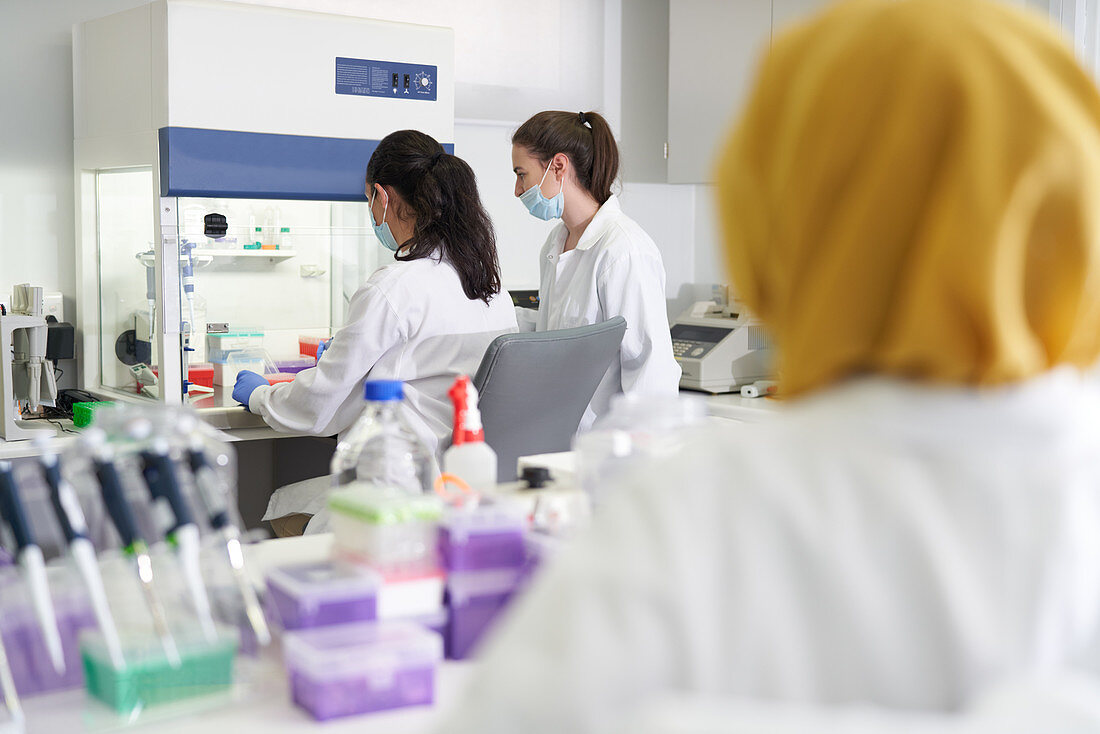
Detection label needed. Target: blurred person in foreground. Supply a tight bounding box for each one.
[437,0,1100,731]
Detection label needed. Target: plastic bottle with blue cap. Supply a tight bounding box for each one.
[329,380,435,493]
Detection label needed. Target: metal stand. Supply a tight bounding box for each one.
[0,314,53,441]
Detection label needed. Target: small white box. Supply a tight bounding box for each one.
[213,357,265,386]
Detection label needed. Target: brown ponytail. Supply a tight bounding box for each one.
[512,110,619,204]
[367,130,502,304]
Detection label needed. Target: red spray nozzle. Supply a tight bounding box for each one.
[448,375,484,446]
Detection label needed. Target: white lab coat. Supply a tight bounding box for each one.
[250,256,517,449]
[520,195,681,430]
[439,369,1100,733]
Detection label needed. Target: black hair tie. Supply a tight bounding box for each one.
[430,151,446,168]
[578,111,589,126]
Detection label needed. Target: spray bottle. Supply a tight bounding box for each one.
[442,376,497,495]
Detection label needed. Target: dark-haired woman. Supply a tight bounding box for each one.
[512,110,680,430]
[234,130,516,528]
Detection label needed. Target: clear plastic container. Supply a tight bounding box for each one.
[330,380,435,493]
[574,393,707,506]
[282,620,442,721]
[438,501,527,572]
[444,567,525,660]
[206,330,264,362]
[214,348,276,387]
[265,561,381,631]
[329,484,443,575]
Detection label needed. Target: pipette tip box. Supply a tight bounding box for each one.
[0,589,95,696]
[445,567,525,660]
[438,503,527,572]
[282,620,442,721]
[329,488,443,575]
[274,358,316,374]
[80,632,237,714]
[72,401,115,428]
[266,561,381,631]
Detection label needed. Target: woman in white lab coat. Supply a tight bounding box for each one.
[233,130,517,532]
[511,111,681,430]
[438,1,1100,731]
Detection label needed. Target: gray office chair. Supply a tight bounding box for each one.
[473,316,627,482]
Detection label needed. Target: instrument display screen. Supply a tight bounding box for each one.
[670,323,732,344]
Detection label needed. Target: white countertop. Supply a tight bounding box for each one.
[699,392,782,422]
[21,656,470,734]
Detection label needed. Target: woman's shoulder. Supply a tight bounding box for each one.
[593,200,661,260]
[365,256,449,289]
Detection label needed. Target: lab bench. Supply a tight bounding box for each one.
[0,406,332,532]
[17,535,472,734]
[697,392,781,422]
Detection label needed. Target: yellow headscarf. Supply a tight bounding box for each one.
[717,0,1100,397]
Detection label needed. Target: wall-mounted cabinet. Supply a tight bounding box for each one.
[621,0,830,185]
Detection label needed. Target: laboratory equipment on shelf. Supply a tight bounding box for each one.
[74,0,455,418]
[0,461,66,676]
[0,285,58,440]
[672,299,773,394]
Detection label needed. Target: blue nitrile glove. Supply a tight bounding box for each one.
[232,370,268,411]
[316,338,333,360]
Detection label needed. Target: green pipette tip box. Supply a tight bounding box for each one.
[72,401,114,428]
[81,633,238,714]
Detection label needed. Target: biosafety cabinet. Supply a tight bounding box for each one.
[73,0,454,425]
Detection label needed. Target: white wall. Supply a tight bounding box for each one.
[0,0,152,317]
[0,0,730,347]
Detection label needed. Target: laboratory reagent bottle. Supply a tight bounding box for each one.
[330,380,435,494]
[442,375,497,494]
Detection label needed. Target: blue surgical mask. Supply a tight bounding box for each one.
[370,190,401,252]
[519,161,564,221]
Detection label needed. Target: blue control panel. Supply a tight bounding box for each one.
[335,57,437,101]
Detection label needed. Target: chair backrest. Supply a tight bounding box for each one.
[473,316,627,481]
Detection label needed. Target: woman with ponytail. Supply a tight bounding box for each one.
[234,130,517,532]
[511,110,680,430]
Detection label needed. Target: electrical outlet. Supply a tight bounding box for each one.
[44,292,63,322]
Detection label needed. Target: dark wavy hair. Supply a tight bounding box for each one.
[366,130,502,304]
[512,110,619,204]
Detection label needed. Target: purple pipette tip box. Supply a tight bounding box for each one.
[438,504,526,572]
[0,595,95,698]
[266,561,380,631]
[283,621,442,721]
[274,358,316,375]
[444,567,524,660]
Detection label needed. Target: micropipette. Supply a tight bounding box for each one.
[38,449,125,670]
[186,437,270,646]
[0,461,66,676]
[180,240,197,398]
[139,440,217,642]
[0,632,22,729]
[91,444,180,667]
